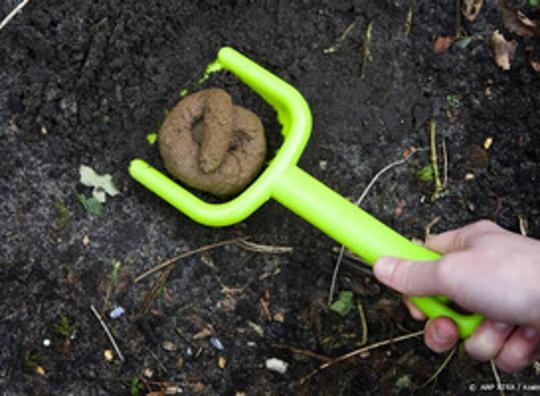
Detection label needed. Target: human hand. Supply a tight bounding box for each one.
[373,220,540,372]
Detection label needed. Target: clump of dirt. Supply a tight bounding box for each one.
[159,88,267,196]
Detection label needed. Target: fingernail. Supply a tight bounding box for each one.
[493,321,512,332]
[523,327,539,340]
[433,322,452,343]
[374,258,397,281]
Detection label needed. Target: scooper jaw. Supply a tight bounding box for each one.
[129,46,312,227]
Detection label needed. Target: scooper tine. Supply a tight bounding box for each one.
[129,159,268,226]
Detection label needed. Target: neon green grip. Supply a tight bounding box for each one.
[271,166,483,338]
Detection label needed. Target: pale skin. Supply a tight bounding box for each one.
[374,220,540,373]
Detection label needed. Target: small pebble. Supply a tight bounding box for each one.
[464,172,475,181]
[210,336,224,351]
[176,356,184,369]
[483,137,493,150]
[265,358,288,374]
[273,312,285,323]
[319,160,328,170]
[42,339,51,347]
[166,386,183,395]
[144,368,154,378]
[109,306,125,320]
[35,366,45,376]
[104,349,114,362]
[162,341,177,352]
[218,356,227,369]
[186,346,193,357]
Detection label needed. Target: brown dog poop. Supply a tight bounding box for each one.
[158,88,267,196]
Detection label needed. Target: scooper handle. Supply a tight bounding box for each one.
[271,165,483,338]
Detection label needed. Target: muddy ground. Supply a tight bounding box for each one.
[1,0,540,395]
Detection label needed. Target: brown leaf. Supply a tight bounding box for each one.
[529,59,540,72]
[491,30,517,70]
[500,0,540,37]
[433,36,454,54]
[462,0,484,22]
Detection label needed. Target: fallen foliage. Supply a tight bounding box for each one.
[491,30,518,70]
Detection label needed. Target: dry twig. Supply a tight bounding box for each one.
[274,344,331,363]
[135,236,248,282]
[357,302,368,346]
[490,359,505,396]
[299,330,424,384]
[419,346,456,388]
[429,120,445,200]
[324,17,361,54]
[0,0,30,31]
[237,240,293,254]
[90,304,125,363]
[141,264,174,313]
[424,216,441,239]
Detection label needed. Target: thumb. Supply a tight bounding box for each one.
[374,256,443,296]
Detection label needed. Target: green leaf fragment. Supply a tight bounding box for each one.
[179,88,189,97]
[79,165,119,203]
[146,132,157,145]
[330,291,354,317]
[417,164,434,182]
[78,194,103,216]
[529,0,539,7]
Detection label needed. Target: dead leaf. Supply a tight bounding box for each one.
[529,59,540,72]
[517,10,538,28]
[433,36,454,54]
[500,0,540,38]
[462,0,483,22]
[491,30,517,70]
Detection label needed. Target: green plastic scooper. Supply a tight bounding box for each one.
[130,47,483,338]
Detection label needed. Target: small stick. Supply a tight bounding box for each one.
[419,346,456,388]
[405,0,414,35]
[135,236,248,282]
[0,0,30,31]
[517,214,528,237]
[424,216,441,239]
[237,240,293,254]
[274,344,331,363]
[360,21,374,79]
[490,360,505,396]
[442,138,448,189]
[328,148,422,305]
[357,302,368,346]
[324,17,361,54]
[299,330,423,384]
[429,120,444,200]
[90,304,125,363]
[455,0,462,38]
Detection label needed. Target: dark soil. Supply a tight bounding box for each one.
[1,1,539,395]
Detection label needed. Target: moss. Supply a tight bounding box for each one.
[53,315,77,338]
[53,199,71,230]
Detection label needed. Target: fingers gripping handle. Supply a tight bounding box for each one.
[271,165,483,338]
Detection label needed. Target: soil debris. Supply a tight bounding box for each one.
[462,0,484,22]
[491,30,518,70]
[500,0,540,37]
[159,88,267,196]
[433,36,455,54]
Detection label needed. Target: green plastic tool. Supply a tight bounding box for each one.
[130,47,483,338]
